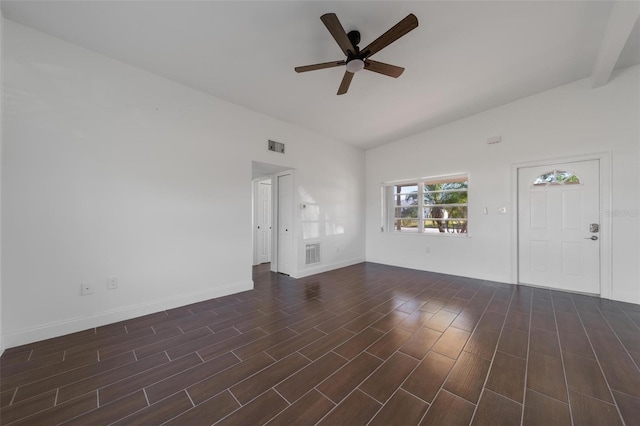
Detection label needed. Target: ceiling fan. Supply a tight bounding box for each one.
[295,13,419,95]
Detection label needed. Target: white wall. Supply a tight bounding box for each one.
[1,20,365,348]
[367,65,640,304]
[0,10,4,356]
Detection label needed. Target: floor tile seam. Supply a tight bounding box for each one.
[1,388,19,407]
[370,344,439,409]
[330,349,350,362]
[418,388,477,426]
[136,330,219,359]
[265,329,329,360]
[362,320,419,361]
[361,387,403,425]
[0,356,97,389]
[141,351,249,405]
[566,387,621,407]
[416,286,507,424]
[217,383,291,424]
[165,328,251,361]
[542,300,574,413]
[12,390,98,426]
[10,350,142,403]
[609,387,640,404]
[223,353,311,406]
[313,386,381,426]
[271,387,293,406]
[397,380,433,407]
[69,330,174,358]
[469,287,518,425]
[312,348,389,407]
[192,389,242,426]
[621,310,640,331]
[94,353,207,405]
[142,388,151,406]
[519,290,533,426]
[592,310,640,373]
[53,352,173,406]
[21,336,114,361]
[481,386,525,407]
[295,350,315,363]
[0,390,59,425]
[570,297,632,403]
[525,388,572,407]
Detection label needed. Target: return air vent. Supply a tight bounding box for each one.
[268,140,285,154]
[305,243,321,265]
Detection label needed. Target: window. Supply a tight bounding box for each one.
[382,174,468,234]
[533,169,580,186]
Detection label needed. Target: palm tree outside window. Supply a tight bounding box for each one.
[383,174,468,234]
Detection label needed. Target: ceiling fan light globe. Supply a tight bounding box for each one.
[346,59,365,73]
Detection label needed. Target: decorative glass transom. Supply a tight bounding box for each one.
[533,170,581,186]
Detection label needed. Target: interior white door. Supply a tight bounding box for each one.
[518,160,600,294]
[257,180,272,264]
[277,173,293,275]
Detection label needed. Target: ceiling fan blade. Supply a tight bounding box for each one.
[321,13,357,57]
[361,14,418,58]
[295,60,346,73]
[337,71,354,95]
[364,60,405,78]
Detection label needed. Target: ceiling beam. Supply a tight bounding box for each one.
[591,1,640,88]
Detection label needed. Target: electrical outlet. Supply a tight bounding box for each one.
[81,283,94,296]
[108,277,118,289]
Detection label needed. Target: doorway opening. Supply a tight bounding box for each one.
[252,161,295,276]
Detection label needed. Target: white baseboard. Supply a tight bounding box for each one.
[611,289,640,305]
[365,257,511,284]
[294,257,365,279]
[3,280,253,349]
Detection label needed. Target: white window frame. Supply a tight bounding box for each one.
[382,173,469,235]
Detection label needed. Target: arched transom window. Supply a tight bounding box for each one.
[533,169,581,186]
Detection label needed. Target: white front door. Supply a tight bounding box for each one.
[277,173,293,275]
[518,160,600,294]
[257,179,272,264]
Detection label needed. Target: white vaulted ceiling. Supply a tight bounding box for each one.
[2,1,638,149]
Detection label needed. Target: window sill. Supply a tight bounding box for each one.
[384,231,470,238]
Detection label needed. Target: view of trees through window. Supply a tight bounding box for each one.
[533,170,580,186]
[386,175,468,234]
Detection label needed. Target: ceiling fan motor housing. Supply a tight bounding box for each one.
[347,30,361,53]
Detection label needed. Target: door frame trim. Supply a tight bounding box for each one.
[271,169,296,276]
[510,151,612,298]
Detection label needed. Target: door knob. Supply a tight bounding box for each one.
[584,236,598,240]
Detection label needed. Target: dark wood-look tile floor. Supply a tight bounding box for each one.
[1,262,640,425]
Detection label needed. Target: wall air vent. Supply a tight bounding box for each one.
[268,140,285,154]
[305,243,321,265]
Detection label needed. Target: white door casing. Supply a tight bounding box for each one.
[257,180,272,264]
[277,173,293,275]
[518,159,600,294]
